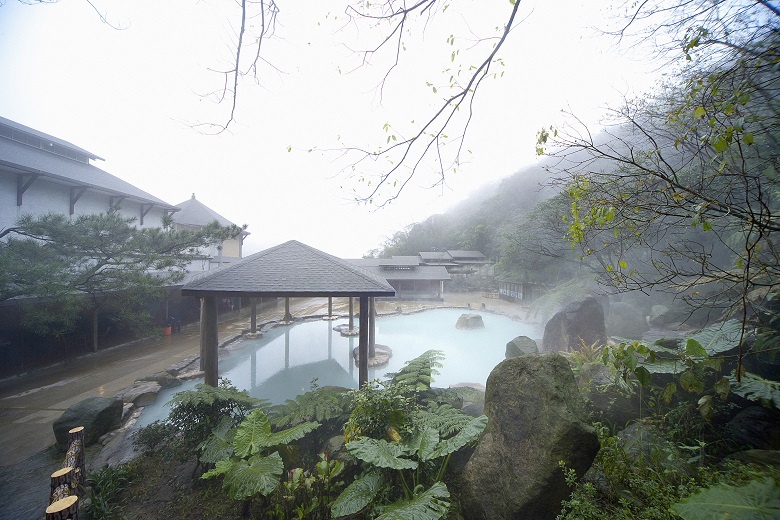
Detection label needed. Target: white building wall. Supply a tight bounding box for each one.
[0,174,18,230]
[1,174,168,230]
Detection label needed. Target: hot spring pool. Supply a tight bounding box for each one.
[136,308,541,426]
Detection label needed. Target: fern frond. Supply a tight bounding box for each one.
[412,404,474,438]
[387,350,445,391]
[268,387,351,428]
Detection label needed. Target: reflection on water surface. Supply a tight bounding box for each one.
[138,308,541,425]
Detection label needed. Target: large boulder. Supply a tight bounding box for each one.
[459,354,599,520]
[726,406,780,450]
[114,381,162,407]
[456,313,485,329]
[543,297,607,352]
[137,371,182,389]
[505,335,539,358]
[53,397,123,451]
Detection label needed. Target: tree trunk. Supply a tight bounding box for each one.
[91,308,98,353]
[45,495,79,519]
[49,467,74,504]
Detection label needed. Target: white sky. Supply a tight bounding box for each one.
[0,0,659,257]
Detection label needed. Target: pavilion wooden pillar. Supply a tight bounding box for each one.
[348,297,354,331]
[283,297,293,322]
[201,296,219,387]
[328,297,333,318]
[368,297,376,357]
[358,296,369,387]
[250,298,257,333]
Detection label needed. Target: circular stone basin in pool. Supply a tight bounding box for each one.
[136,308,541,427]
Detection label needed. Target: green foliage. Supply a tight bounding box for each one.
[136,379,266,461]
[330,470,383,518]
[269,386,352,429]
[558,424,698,520]
[85,464,136,520]
[684,320,743,356]
[131,420,178,455]
[672,477,780,520]
[601,341,657,393]
[374,481,450,520]
[386,349,444,391]
[201,408,320,501]
[346,437,420,470]
[343,380,420,442]
[730,372,780,409]
[410,403,474,438]
[271,454,345,520]
[202,451,284,500]
[333,351,486,519]
[0,210,245,339]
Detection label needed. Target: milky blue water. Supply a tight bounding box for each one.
[136,308,541,426]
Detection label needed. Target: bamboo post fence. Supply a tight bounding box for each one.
[45,426,85,518]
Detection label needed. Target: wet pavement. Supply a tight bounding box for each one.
[0,293,527,518]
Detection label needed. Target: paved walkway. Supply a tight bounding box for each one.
[0,293,528,518]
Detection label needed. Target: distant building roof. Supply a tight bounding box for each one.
[0,116,177,210]
[174,193,238,228]
[419,251,452,261]
[0,135,177,210]
[181,240,396,298]
[448,250,487,260]
[367,264,451,282]
[378,256,422,267]
[0,115,102,160]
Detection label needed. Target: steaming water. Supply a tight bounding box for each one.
[136,308,541,426]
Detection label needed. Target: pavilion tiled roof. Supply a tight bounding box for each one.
[181,240,396,298]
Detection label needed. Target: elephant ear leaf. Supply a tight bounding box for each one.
[346,437,418,470]
[233,409,272,458]
[403,427,439,462]
[222,452,284,500]
[199,416,236,464]
[671,477,780,520]
[376,481,450,520]
[331,470,384,518]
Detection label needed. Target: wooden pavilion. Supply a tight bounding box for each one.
[180,240,396,387]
